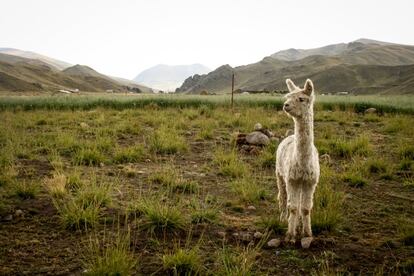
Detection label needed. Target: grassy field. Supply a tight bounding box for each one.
[0,95,413,274]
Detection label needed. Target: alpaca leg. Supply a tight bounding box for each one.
[300,185,316,249]
[277,174,287,221]
[285,184,301,243]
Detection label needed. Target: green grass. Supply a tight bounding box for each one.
[13,180,39,199]
[1,94,413,114]
[113,145,145,164]
[149,127,187,154]
[162,247,202,275]
[312,166,344,234]
[230,177,267,203]
[213,149,250,178]
[328,135,371,158]
[138,198,187,234]
[256,216,286,235]
[218,246,258,276]
[84,230,137,275]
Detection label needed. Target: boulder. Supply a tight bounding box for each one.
[245,131,270,146]
[267,238,281,248]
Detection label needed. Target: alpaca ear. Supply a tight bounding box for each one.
[286,79,297,92]
[303,79,314,96]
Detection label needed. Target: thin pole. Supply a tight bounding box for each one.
[231,73,235,109]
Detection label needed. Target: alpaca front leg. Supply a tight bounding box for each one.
[277,174,287,221]
[285,184,300,244]
[300,184,316,248]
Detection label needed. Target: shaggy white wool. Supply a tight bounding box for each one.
[275,78,320,246]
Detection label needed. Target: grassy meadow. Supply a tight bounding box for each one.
[0,94,413,275]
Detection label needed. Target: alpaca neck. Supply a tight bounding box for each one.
[293,111,314,162]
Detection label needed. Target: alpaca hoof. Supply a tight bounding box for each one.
[284,235,295,245]
[301,237,313,249]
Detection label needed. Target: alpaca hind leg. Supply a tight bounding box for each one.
[285,184,301,244]
[277,174,287,221]
[300,184,316,248]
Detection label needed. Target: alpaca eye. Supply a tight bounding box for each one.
[299,97,305,102]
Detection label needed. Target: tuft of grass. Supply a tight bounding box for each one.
[256,216,286,235]
[149,166,199,194]
[342,173,368,188]
[162,247,202,275]
[312,166,343,234]
[66,171,83,191]
[73,147,105,166]
[113,145,145,164]
[230,177,267,203]
[139,198,187,234]
[213,149,250,178]
[13,180,39,199]
[256,142,277,168]
[149,127,187,155]
[53,198,102,230]
[83,230,137,276]
[399,145,414,161]
[398,159,413,171]
[366,159,388,175]
[190,200,219,224]
[218,245,258,276]
[329,135,371,158]
[398,217,414,246]
[44,173,68,198]
[52,176,113,229]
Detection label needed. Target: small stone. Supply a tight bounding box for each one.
[15,209,23,217]
[145,159,151,163]
[254,231,264,239]
[232,232,240,238]
[364,107,377,114]
[137,170,146,174]
[267,238,281,248]
[217,231,226,238]
[301,237,313,249]
[99,162,104,167]
[254,123,263,131]
[4,214,13,221]
[247,205,256,211]
[240,232,252,242]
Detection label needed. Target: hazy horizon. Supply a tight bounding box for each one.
[2,0,413,79]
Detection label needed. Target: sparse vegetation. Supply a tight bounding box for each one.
[0,100,412,275]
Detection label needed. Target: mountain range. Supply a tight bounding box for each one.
[176,39,414,94]
[0,48,152,93]
[133,64,211,92]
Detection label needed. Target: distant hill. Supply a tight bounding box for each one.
[177,39,414,94]
[134,64,211,92]
[0,48,72,70]
[0,53,152,93]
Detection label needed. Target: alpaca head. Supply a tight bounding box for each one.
[283,79,315,119]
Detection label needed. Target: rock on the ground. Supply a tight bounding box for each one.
[254,231,264,239]
[267,238,281,248]
[15,209,23,217]
[240,232,252,242]
[246,131,270,146]
[247,205,256,211]
[254,123,263,131]
[217,231,226,238]
[365,107,377,114]
[80,122,89,129]
[3,214,13,221]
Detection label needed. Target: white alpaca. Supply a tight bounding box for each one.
[276,78,320,248]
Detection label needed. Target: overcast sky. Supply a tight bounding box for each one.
[1,0,413,79]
